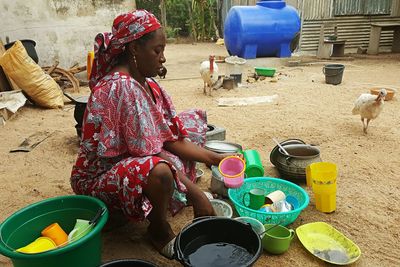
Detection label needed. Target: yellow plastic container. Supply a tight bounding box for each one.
[305,164,312,187]
[87,51,94,80]
[296,222,361,265]
[308,162,337,213]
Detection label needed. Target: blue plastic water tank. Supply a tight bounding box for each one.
[224,0,301,59]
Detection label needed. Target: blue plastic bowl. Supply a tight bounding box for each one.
[228,177,309,226]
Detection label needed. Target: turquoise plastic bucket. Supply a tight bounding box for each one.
[0,195,108,267]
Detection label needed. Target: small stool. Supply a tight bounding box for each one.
[324,40,346,57]
[317,23,346,59]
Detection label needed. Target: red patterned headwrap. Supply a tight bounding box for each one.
[89,9,161,89]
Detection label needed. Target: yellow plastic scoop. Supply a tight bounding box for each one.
[16,237,56,254]
[296,222,361,265]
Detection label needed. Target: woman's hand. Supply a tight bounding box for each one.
[191,190,217,218]
[175,170,216,217]
[164,139,244,169]
[206,152,243,168]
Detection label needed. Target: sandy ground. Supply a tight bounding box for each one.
[0,43,399,267]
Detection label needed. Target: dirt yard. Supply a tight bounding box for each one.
[0,43,399,267]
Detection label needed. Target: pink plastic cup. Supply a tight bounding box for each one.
[218,156,246,188]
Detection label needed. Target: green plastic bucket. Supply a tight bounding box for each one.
[323,64,345,85]
[0,195,108,267]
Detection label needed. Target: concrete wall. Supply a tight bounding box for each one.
[0,0,136,68]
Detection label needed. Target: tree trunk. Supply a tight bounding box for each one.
[160,0,167,28]
[209,1,220,39]
[188,1,198,42]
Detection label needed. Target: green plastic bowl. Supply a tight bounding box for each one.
[228,177,309,226]
[255,67,276,77]
[0,195,108,267]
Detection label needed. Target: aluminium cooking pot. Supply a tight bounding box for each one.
[210,165,229,197]
[270,139,321,183]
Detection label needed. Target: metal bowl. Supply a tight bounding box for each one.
[205,140,242,154]
[210,199,233,218]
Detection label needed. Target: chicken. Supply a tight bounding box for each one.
[352,89,387,134]
[200,55,220,96]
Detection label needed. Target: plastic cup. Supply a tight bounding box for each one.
[310,162,338,213]
[243,150,264,177]
[262,224,295,254]
[41,222,68,246]
[16,237,57,254]
[265,190,286,204]
[286,195,299,210]
[218,156,246,188]
[68,219,93,243]
[243,188,266,210]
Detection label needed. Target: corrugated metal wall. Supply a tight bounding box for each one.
[364,0,392,15]
[302,0,400,19]
[300,0,400,51]
[332,0,391,16]
[334,0,364,16]
[221,0,400,22]
[301,16,400,51]
[302,0,332,19]
[220,0,400,53]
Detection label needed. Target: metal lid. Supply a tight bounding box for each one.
[205,140,242,153]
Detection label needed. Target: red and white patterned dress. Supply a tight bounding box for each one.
[71,72,208,220]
